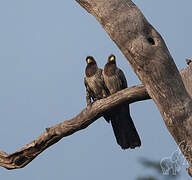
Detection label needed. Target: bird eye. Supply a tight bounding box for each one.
[109,56,115,61]
[87,58,92,63]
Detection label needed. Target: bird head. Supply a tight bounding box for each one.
[107,54,116,64]
[86,56,96,65]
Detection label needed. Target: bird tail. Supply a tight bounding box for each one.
[110,103,141,149]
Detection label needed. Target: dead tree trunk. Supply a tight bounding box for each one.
[76,0,192,176]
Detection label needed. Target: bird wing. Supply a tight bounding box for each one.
[117,68,128,89]
[84,77,90,91]
[84,77,92,105]
[100,69,110,96]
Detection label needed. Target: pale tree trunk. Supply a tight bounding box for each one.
[76,0,192,176]
[0,0,192,177]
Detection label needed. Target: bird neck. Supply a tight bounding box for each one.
[85,63,98,77]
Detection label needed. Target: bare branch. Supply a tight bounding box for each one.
[0,84,149,169]
[1,64,192,170]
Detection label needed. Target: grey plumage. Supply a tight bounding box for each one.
[84,56,109,104]
[84,56,110,121]
[84,55,141,149]
[103,55,141,149]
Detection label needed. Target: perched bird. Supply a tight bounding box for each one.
[84,56,112,123]
[103,54,141,149]
[84,56,109,106]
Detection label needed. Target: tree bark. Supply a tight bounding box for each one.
[0,84,149,170]
[76,0,192,176]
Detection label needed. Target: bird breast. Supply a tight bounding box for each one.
[86,70,105,97]
[104,73,122,94]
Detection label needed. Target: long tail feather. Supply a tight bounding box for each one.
[110,103,141,149]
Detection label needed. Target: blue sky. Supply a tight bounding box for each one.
[0,0,191,179]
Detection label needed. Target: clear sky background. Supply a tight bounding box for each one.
[0,0,191,180]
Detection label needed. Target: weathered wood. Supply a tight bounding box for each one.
[0,66,192,170]
[0,84,149,169]
[76,0,192,176]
